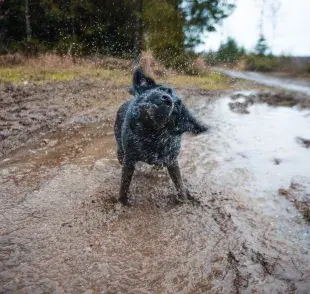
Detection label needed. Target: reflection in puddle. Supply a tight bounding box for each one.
[182,94,310,227]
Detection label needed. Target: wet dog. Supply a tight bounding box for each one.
[114,68,207,205]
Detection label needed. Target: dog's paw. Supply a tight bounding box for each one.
[186,191,201,206]
[170,192,187,205]
[175,190,201,206]
[118,197,132,206]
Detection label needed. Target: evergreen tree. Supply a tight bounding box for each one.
[0,0,236,66]
[217,37,245,63]
[254,34,269,56]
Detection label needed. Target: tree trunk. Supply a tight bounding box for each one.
[134,0,143,61]
[69,0,75,55]
[25,0,31,41]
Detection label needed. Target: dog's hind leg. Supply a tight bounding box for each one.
[117,148,124,165]
[119,162,135,205]
[167,161,187,202]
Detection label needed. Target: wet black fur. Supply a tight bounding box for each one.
[114,67,207,205]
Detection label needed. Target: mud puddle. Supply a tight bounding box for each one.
[1,89,310,293]
[186,92,310,212]
[182,92,310,240]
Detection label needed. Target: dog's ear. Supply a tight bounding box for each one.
[177,105,208,134]
[132,67,157,95]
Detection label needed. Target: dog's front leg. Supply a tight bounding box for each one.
[119,162,135,205]
[167,161,187,201]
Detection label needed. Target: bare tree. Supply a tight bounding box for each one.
[268,0,282,48]
[25,0,31,41]
[256,0,282,51]
[257,0,267,36]
[134,0,143,61]
[0,0,8,50]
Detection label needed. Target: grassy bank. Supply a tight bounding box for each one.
[0,54,231,90]
[0,66,131,86]
[236,55,310,77]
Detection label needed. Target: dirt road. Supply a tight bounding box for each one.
[214,67,310,95]
[1,80,310,293]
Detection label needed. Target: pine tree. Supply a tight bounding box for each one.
[254,35,269,56]
[0,0,236,64]
[217,37,245,63]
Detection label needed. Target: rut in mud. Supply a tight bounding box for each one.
[0,82,310,293]
[0,78,129,157]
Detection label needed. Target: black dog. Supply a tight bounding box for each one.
[114,68,207,205]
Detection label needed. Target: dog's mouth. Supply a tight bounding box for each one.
[140,101,175,127]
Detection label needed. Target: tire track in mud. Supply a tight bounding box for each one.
[0,78,128,157]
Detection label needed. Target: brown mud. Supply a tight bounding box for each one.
[0,78,128,157]
[0,81,310,293]
[229,91,310,114]
[279,183,310,223]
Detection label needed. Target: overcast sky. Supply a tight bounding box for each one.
[196,0,310,56]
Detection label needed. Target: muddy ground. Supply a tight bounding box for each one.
[0,79,310,293]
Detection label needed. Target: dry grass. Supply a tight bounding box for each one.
[0,53,75,68]
[0,53,231,90]
[0,53,132,69]
[162,70,230,90]
[0,66,131,86]
[0,54,131,86]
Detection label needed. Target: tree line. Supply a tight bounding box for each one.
[0,0,234,68]
[207,35,271,64]
[205,36,292,73]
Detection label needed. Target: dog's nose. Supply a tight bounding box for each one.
[161,94,172,105]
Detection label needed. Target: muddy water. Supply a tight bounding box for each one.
[1,90,310,293]
[187,93,310,203]
[183,93,310,243]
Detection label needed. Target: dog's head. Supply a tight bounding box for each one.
[130,67,208,134]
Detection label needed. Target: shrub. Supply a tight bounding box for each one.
[217,37,246,64]
[139,51,168,77]
[307,62,310,74]
[239,55,279,72]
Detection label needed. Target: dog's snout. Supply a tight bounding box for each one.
[161,94,172,105]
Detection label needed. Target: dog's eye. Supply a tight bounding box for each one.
[159,87,173,95]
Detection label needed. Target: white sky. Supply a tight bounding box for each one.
[196,0,310,56]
